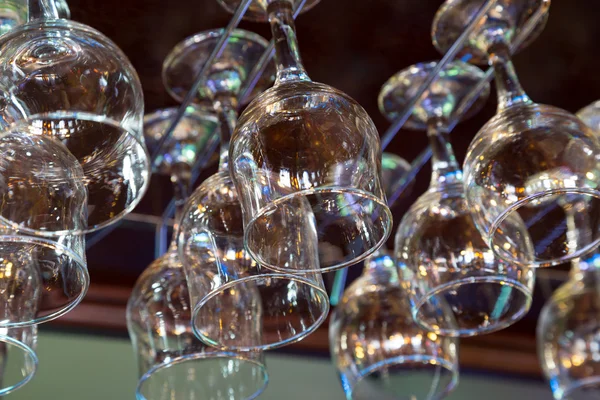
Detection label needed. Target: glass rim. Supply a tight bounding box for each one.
[191,273,330,351]
[557,376,600,399]
[136,352,268,400]
[348,355,459,400]
[488,187,600,268]
[0,234,89,328]
[244,187,393,273]
[0,111,151,236]
[412,275,533,337]
[161,27,270,105]
[216,0,322,23]
[0,333,38,396]
[0,18,135,65]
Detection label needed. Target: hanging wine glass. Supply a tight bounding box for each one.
[387,61,535,336]
[221,0,391,273]
[381,152,412,201]
[538,196,600,399]
[0,325,37,396]
[165,28,329,351]
[143,107,220,174]
[578,100,600,133]
[0,0,150,234]
[0,121,88,327]
[330,248,459,400]
[216,0,320,22]
[127,107,268,400]
[433,0,600,268]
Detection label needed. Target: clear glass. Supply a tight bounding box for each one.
[0,0,27,37]
[330,249,459,400]
[0,0,150,233]
[215,0,320,22]
[538,252,600,399]
[578,101,600,133]
[178,171,330,351]
[433,0,600,268]
[384,61,534,336]
[230,0,391,273]
[127,249,268,400]
[381,152,412,200]
[0,125,89,327]
[143,106,219,174]
[0,325,37,396]
[164,26,330,351]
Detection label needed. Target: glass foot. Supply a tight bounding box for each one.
[163,28,275,108]
[378,60,490,130]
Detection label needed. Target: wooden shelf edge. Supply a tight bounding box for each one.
[50,288,542,377]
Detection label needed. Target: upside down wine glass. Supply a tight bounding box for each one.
[166,28,329,351]
[538,195,600,400]
[433,0,600,267]
[226,0,391,273]
[0,325,37,395]
[0,122,88,327]
[386,61,535,336]
[126,107,268,400]
[330,248,459,400]
[0,0,150,234]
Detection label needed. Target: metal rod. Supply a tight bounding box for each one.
[237,0,306,104]
[380,0,497,150]
[330,0,550,305]
[238,40,275,105]
[148,0,252,165]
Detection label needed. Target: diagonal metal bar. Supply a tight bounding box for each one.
[237,0,306,104]
[153,0,307,254]
[330,0,551,306]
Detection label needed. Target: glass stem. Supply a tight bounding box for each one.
[28,0,59,21]
[267,0,310,84]
[486,40,532,111]
[168,162,191,252]
[427,118,462,188]
[211,93,238,173]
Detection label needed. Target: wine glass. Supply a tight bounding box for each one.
[127,106,268,400]
[224,0,391,273]
[127,251,268,400]
[0,325,37,396]
[433,0,600,268]
[0,0,150,234]
[538,196,600,399]
[381,152,413,201]
[0,325,37,395]
[0,121,88,327]
[164,28,329,351]
[330,248,459,400]
[386,61,535,336]
[216,0,320,22]
[578,100,600,133]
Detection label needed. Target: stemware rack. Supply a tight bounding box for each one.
[86,0,562,297]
